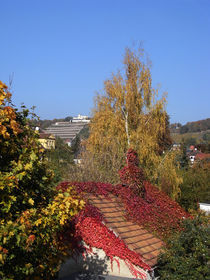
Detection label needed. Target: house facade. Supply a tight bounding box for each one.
[38,133,55,150]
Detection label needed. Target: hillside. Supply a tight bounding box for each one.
[170,118,210,134]
[170,118,210,145]
[31,116,73,130]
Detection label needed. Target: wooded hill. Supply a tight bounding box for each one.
[170,118,210,147]
[170,118,210,134]
[31,116,73,130]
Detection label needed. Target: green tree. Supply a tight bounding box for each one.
[179,143,190,169]
[86,47,181,198]
[203,132,210,142]
[46,137,74,182]
[178,161,210,211]
[183,136,197,147]
[157,216,210,280]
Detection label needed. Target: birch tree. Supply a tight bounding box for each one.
[86,48,181,198]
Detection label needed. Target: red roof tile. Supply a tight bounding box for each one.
[195,153,210,160]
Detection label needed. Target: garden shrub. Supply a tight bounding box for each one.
[178,161,210,211]
[156,215,210,280]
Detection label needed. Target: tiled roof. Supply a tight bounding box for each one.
[195,153,210,160]
[88,194,164,267]
[39,133,55,139]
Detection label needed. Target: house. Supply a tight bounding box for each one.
[186,145,210,164]
[38,133,55,150]
[187,150,210,165]
[172,143,181,151]
[58,150,189,280]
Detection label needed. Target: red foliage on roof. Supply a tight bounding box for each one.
[57,149,190,275]
[75,204,150,278]
[39,133,54,139]
[58,180,189,239]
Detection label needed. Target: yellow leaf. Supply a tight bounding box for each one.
[28,198,34,205]
[34,218,42,226]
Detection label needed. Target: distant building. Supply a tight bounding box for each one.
[73,158,82,165]
[72,114,90,123]
[186,145,210,165]
[189,155,195,164]
[195,153,210,162]
[172,143,181,151]
[45,116,89,146]
[39,133,55,150]
[199,203,210,214]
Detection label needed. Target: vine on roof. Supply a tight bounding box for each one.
[57,149,190,276]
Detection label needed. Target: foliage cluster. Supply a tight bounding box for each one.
[83,47,181,199]
[71,124,90,158]
[157,216,210,280]
[58,150,189,241]
[177,135,210,149]
[0,82,84,280]
[171,132,202,146]
[0,187,84,280]
[202,132,210,142]
[196,142,210,153]
[178,161,210,211]
[46,137,74,182]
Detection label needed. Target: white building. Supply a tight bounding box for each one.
[72,114,90,123]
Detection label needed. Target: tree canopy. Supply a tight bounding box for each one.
[86,47,181,199]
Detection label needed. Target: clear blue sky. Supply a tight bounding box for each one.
[0,0,209,124]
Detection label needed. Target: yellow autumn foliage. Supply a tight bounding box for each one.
[0,82,85,279]
[0,82,20,140]
[85,47,181,199]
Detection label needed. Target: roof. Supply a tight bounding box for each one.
[45,122,87,141]
[195,153,210,160]
[189,145,195,150]
[89,194,163,267]
[39,133,55,139]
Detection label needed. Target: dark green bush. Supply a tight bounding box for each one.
[157,216,210,280]
[178,162,210,211]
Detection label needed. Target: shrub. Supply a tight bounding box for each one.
[156,215,210,280]
[178,162,210,211]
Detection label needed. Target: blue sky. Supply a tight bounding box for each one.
[0,0,209,124]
